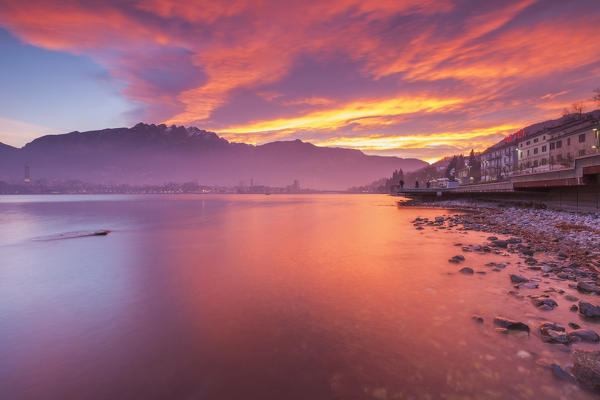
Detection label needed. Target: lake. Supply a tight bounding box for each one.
[0,194,595,399]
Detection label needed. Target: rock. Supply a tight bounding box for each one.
[525,257,538,266]
[571,304,579,312]
[517,350,531,359]
[551,364,577,383]
[577,281,599,294]
[493,240,508,248]
[565,294,579,302]
[494,317,530,332]
[573,350,600,391]
[487,236,498,241]
[472,315,484,323]
[540,325,571,344]
[510,274,529,284]
[449,255,465,263]
[519,282,539,289]
[569,329,600,343]
[459,267,474,274]
[522,249,535,256]
[569,322,581,329]
[579,301,600,318]
[532,297,558,310]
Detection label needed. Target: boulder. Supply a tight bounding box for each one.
[459,267,474,274]
[577,281,599,294]
[579,301,600,318]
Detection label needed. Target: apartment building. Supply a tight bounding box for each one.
[518,116,600,171]
[481,142,518,182]
[517,131,550,172]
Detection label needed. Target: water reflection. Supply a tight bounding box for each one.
[0,194,595,399]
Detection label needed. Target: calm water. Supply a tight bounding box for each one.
[0,194,596,399]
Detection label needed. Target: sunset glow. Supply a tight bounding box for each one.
[1,0,599,159]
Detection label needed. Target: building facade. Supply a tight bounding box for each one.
[481,142,518,182]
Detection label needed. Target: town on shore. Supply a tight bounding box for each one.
[359,108,600,194]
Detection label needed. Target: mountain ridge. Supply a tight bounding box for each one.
[0,123,427,190]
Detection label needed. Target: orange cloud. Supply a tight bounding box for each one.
[1,0,600,162]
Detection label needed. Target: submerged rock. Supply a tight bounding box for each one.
[449,255,465,263]
[494,317,530,332]
[573,350,600,391]
[551,364,577,383]
[472,315,484,323]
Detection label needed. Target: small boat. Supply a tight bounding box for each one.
[33,230,111,241]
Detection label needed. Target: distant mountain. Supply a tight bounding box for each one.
[0,123,427,190]
[0,141,17,152]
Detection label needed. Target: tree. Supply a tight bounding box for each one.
[445,156,458,181]
[467,149,481,182]
[593,88,600,106]
[571,102,584,116]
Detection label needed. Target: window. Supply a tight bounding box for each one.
[533,160,538,167]
[541,158,547,165]
[556,140,562,148]
[526,141,531,145]
[579,149,586,156]
[557,154,563,161]
[567,138,570,146]
[527,150,530,156]
[542,145,547,152]
[534,138,538,143]
[543,136,546,140]
[534,148,538,154]
[550,142,555,150]
[579,134,586,143]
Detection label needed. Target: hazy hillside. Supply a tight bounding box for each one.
[0,123,427,190]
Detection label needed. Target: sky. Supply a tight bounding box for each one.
[0,0,599,162]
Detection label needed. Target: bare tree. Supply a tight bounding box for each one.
[594,88,600,106]
[561,107,571,117]
[571,102,584,116]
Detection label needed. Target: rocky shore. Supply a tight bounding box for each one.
[407,200,600,393]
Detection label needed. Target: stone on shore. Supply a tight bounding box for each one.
[579,301,600,318]
[577,281,600,294]
[510,274,529,284]
[518,282,539,289]
[568,329,600,343]
[459,267,474,274]
[564,294,579,302]
[531,297,558,311]
[573,350,600,391]
[494,317,530,332]
[539,322,570,344]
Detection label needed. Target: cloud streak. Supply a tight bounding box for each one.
[1,0,599,159]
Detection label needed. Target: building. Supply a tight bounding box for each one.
[517,130,550,172]
[517,115,600,172]
[481,141,518,182]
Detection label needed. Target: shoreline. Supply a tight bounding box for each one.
[404,198,600,391]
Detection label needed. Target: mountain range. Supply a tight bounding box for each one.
[0,123,427,190]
